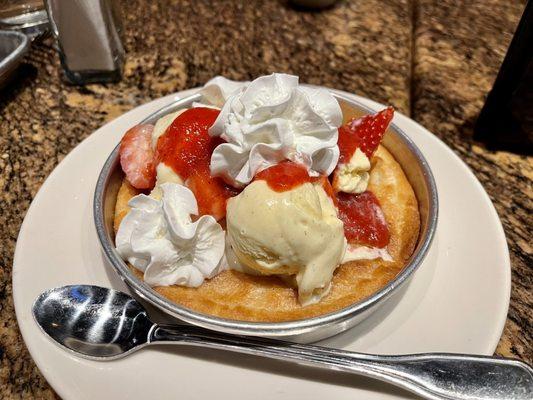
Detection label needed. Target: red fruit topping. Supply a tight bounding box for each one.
[318,176,338,206]
[156,107,237,220]
[254,161,337,203]
[338,107,394,162]
[119,124,156,190]
[337,191,390,248]
[254,161,313,192]
[186,173,241,221]
[156,107,223,180]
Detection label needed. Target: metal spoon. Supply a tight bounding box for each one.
[33,285,533,400]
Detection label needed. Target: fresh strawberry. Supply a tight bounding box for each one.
[119,124,156,189]
[338,107,394,162]
[336,191,390,248]
[186,172,240,221]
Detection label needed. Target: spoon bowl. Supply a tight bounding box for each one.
[33,285,153,359]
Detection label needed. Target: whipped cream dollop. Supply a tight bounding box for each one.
[209,73,342,188]
[333,148,371,194]
[200,76,247,108]
[116,183,225,287]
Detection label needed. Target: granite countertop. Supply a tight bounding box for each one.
[0,0,530,398]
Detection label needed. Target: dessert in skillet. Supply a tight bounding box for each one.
[114,73,420,321]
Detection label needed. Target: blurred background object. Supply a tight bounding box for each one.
[0,30,28,88]
[44,0,124,84]
[0,0,48,41]
[474,1,532,155]
[290,0,338,9]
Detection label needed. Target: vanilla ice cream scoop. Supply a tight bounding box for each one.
[226,180,346,305]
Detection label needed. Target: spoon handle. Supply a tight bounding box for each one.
[151,324,533,400]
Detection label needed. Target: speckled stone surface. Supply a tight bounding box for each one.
[0,0,529,398]
[411,0,531,362]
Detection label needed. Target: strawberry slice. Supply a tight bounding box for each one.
[186,172,240,221]
[119,124,156,190]
[338,107,394,162]
[337,191,390,248]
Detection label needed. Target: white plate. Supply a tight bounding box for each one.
[13,89,510,400]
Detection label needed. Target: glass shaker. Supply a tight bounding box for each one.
[44,0,124,84]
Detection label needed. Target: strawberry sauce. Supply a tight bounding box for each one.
[254,161,314,192]
[156,108,222,180]
[254,161,337,203]
[155,107,237,220]
[336,191,390,248]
